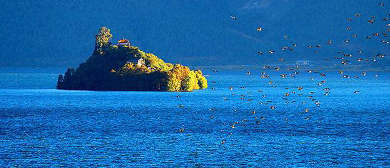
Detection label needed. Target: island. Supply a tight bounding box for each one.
[57,27,208,92]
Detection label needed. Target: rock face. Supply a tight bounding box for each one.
[57,27,207,92]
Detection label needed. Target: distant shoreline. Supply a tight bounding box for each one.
[1,66,390,72]
[191,65,390,72]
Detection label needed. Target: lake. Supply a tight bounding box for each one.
[0,68,389,167]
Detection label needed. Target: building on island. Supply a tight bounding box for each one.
[118,39,130,46]
[137,58,145,66]
[126,58,145,66]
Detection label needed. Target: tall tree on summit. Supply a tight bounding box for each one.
[95,27,113,54]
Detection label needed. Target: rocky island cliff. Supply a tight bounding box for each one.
[57,27,207,91]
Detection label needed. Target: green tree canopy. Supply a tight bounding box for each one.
[95,27,113,53]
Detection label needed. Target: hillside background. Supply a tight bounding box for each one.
[0,0,388,69]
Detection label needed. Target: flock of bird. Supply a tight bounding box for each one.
[180,2,389,144]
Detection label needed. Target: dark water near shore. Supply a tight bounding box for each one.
[0,68,389,167]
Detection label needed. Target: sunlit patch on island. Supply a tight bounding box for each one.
[57,27,208,91]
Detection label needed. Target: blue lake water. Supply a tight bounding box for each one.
[0,68,389,167]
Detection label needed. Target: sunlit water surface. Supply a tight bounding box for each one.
[0,68,389,167]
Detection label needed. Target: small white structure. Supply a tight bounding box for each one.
[137,58,145,66]
[126,58,145,66]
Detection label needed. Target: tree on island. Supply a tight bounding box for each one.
[95,27,113,54]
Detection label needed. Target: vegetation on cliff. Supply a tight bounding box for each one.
[57,27,207,91]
